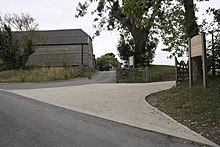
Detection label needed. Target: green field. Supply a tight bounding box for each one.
[149,65,175,82]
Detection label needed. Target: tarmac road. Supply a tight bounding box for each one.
[0,90,198,147]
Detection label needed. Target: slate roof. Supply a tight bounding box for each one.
[13,29,92,46]
[40,29,91,45]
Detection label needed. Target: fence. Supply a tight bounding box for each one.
[175,57,189,85]
[116,65,176,83]
[116,68,150,83]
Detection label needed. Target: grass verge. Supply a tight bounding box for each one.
[146,76,220,145]
[0,67,78,82]
[78,70,97,78]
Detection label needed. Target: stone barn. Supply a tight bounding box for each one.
[26,29,95,68]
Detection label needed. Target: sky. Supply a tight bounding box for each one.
[0,0,219,65]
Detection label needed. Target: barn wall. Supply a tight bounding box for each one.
[82,44,94,68]
[27,44,92,67]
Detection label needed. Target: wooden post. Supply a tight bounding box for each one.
[188,38,192,88]
[211,32,216,75]
[81,44,84,66]
[145,67,150,83]
[201,33,208,89]
[175,57,178,86]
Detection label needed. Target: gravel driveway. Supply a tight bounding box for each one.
[5,81,218,147]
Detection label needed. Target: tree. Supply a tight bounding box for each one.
[135,0,212,81]
[202,7,220,75]
[213,9,220,24]
[155,0,205,81]
[156,1,187,58]
[76,0,162,67]
[0,13,42,69]
[183,0,203,81]
[96,53,120,71]
[181,0,220,80]
[117,31,134,61]
[76,0,216,75]
[117,28,158,67]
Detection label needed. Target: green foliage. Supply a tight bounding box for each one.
[0,13,42,69]
[76,0,161,66]
[117,29,158,67]
[96,53,120,71]
[200,7,220,74]
[156,0,187,58]
[207,33,220,73]
[182,0,199,38]
[117,31,134,61]
[214,9,220,24]
[121,0,163,28]
[76,0,216,63]
[157,0,218,59]
[0,26,20,69]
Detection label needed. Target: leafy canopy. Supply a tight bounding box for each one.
[76,0,162,67]
[76,0,218,62]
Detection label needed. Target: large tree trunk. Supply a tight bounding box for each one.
[128,23,148,67]
[133,29,146,55]
[183,0,202,81]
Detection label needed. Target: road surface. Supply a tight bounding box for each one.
[0,90,199,147]
[0,71,215,147]
[0,71,116,90]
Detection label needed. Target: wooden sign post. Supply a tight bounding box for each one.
[188,39,192,88]
[189,33,208,89]
[128,56,134,68]
[202,33,208,89]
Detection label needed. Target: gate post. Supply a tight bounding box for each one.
[145,67,150,83]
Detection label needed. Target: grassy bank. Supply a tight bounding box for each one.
[0,67,79,82]
[147,76,220,145]
[149,65,175,82]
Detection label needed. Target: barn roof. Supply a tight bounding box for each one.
[13,29,92,46]
[40,29,91,45]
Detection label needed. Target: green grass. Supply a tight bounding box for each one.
[149,65,175,82]
[0,67,79,82]
[147,76,220,145]
[78,70,97,78]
